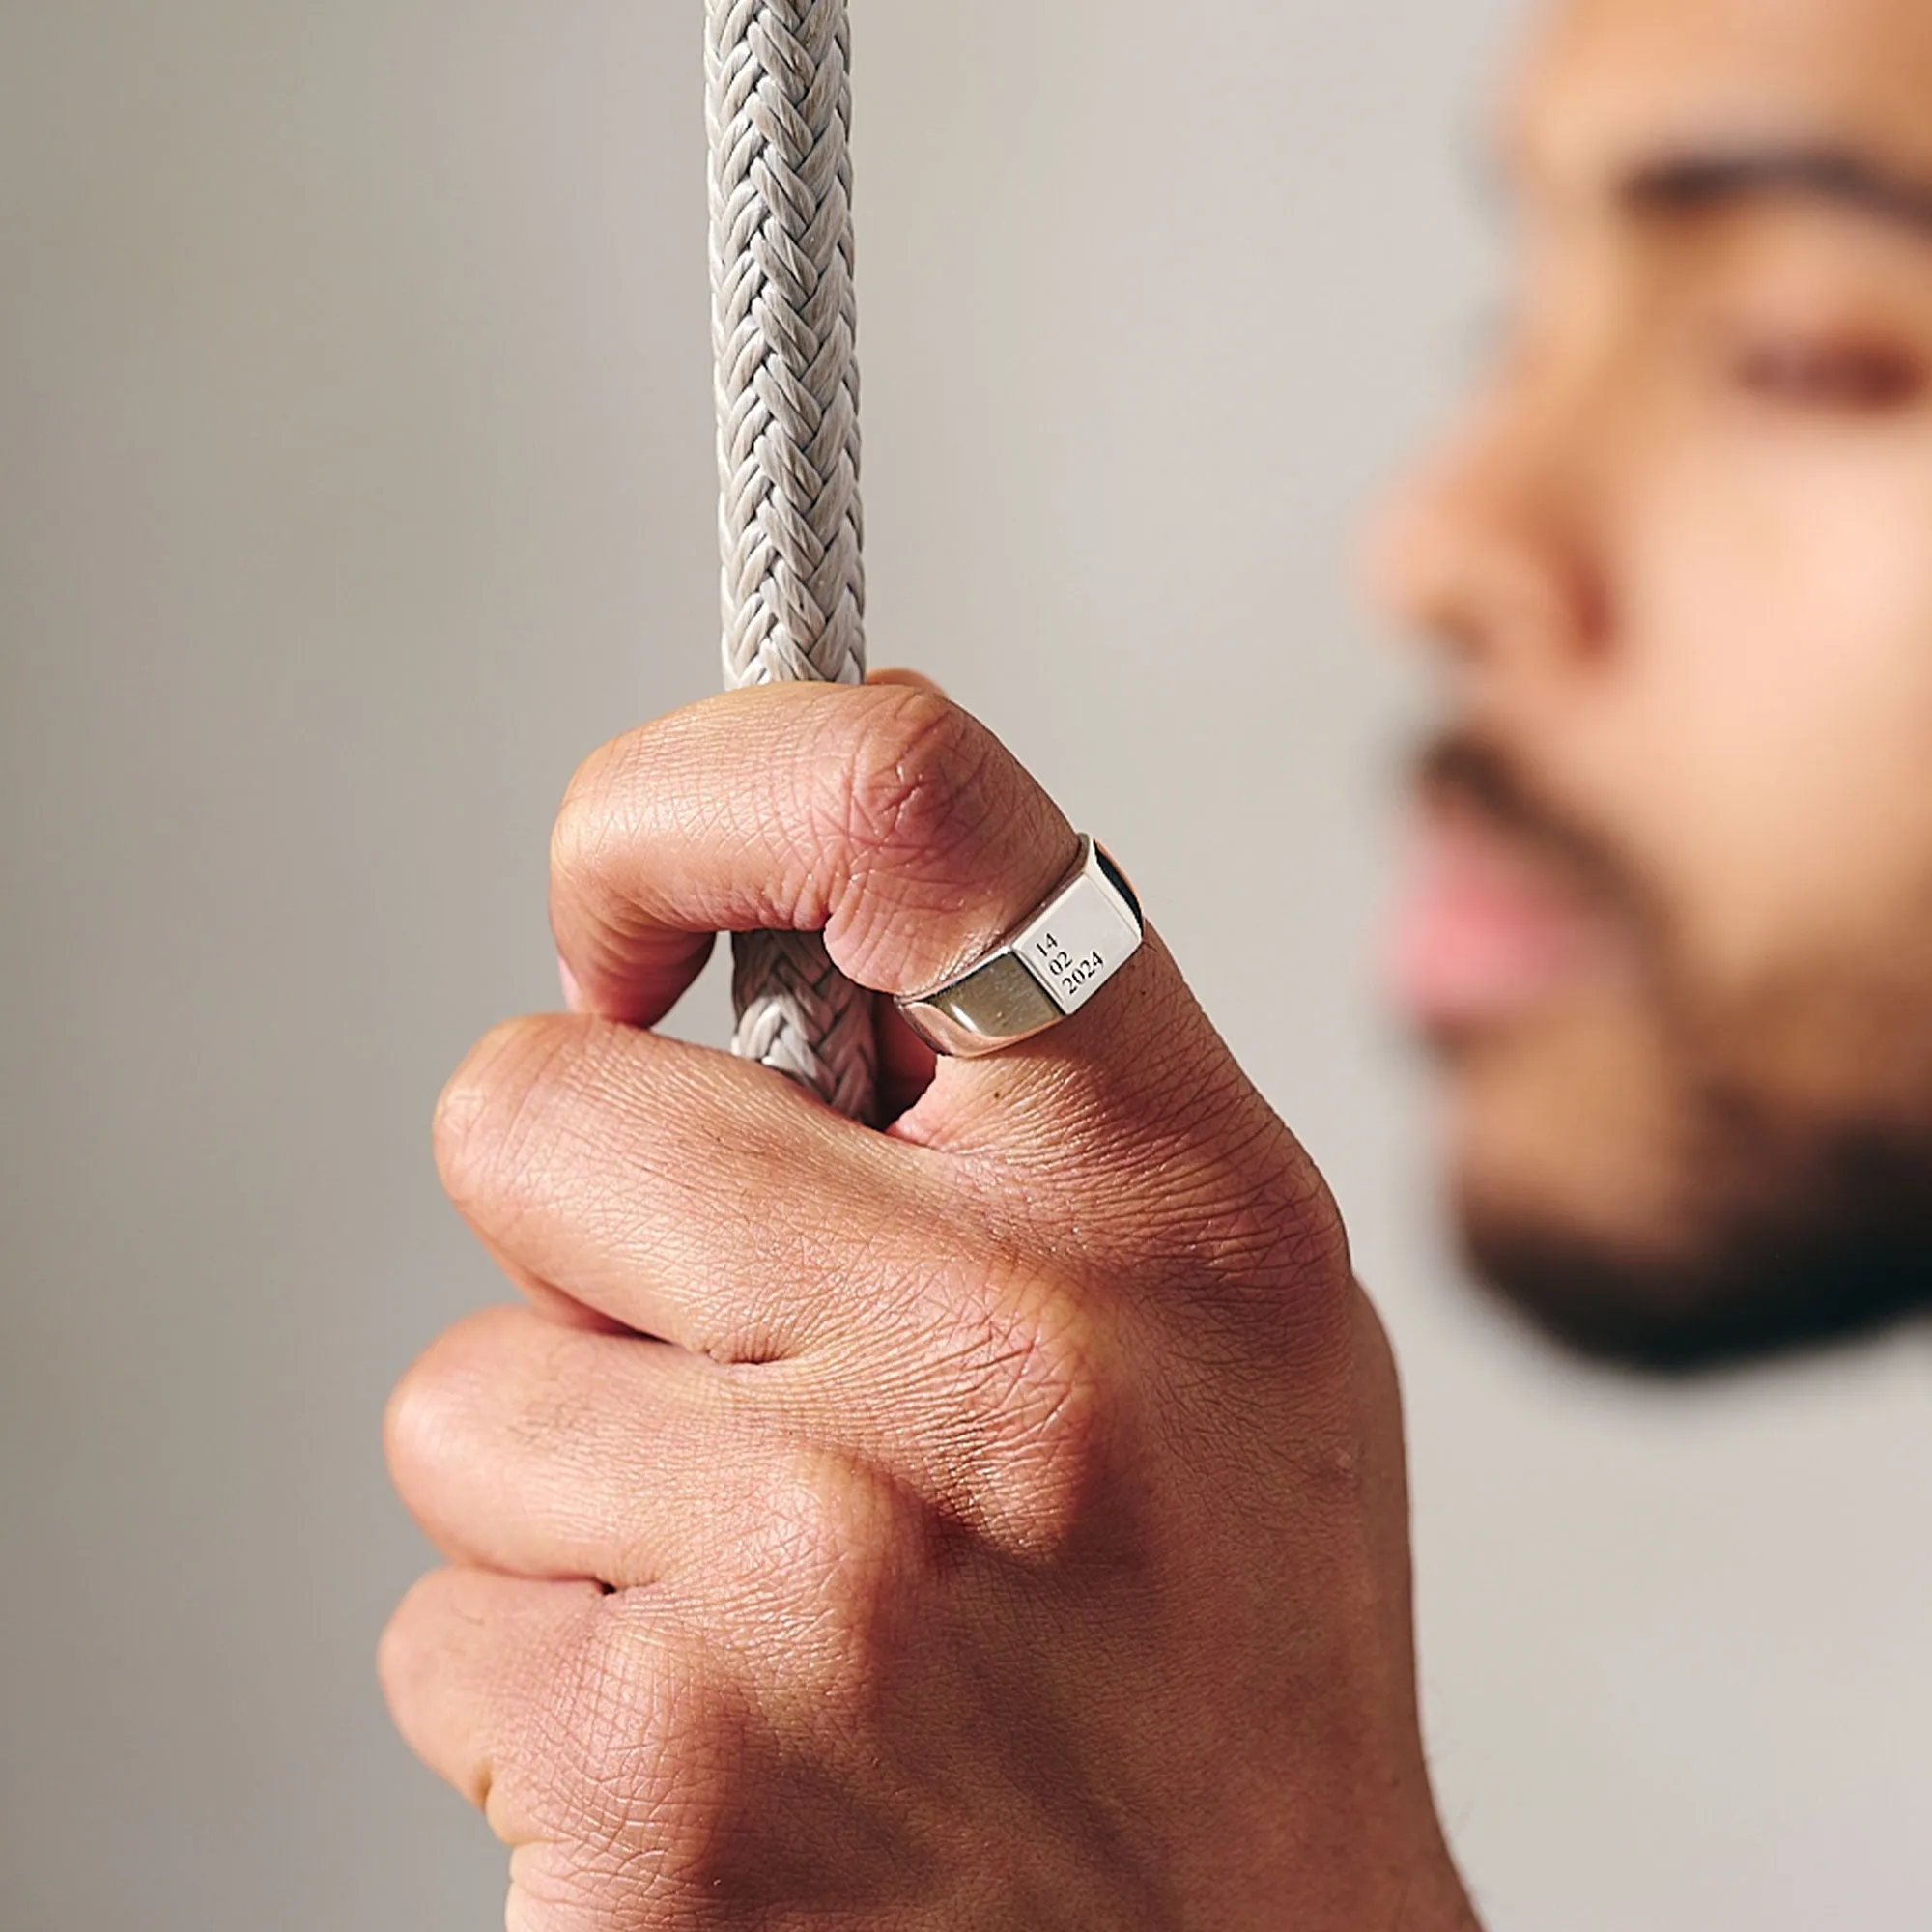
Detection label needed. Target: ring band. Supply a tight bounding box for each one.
[895,837,1145,1059]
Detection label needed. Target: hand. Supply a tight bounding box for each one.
[381,681,1477,1931]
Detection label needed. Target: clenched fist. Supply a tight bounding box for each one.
[381,682,1476,1931]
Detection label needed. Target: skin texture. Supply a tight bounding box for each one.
[384,683,1477,1930]
[384,0,1932,1920]
[1375,0,1932,1367]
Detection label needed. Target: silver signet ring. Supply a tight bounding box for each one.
[894,837,1145,1059]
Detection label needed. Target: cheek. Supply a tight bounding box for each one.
[1605,424,1932,982]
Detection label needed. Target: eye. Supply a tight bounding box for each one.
[1729,332,1926,412]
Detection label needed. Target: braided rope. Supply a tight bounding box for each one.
[708,0,876,1122]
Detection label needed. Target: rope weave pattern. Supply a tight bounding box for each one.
[708,0,876,1122]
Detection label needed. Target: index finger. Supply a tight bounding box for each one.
[549,684,1236,1155]
[551,684,1077,1024]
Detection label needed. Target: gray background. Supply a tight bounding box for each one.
[3,3,1927,1927]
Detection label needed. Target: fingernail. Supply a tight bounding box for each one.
[558,958,585,1013]
[867,668,949,697]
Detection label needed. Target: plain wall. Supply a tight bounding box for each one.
[3,4,1927,1927]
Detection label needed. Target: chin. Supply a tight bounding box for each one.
[1453,1197,1779,1375]
[1435,1008,1932,1377]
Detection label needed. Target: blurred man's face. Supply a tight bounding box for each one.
[1378,0,1932,1369]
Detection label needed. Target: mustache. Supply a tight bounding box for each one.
[1413,731,1645,915]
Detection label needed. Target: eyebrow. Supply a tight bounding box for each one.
[1622,146,1932,242]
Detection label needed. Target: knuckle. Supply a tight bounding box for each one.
[550,736,639,921]
[382,1568,629,1850]
[738,1446,936,1687]
[814,688,1065,986]
[377,1568,505,1805]
[765,1444,905,1592]
[374,1569,439,1719]
[383,1343,459,1520]
[383,1306,553,1521]
[834,687,1005,882]
[433,1016,582,1226]
[923,1262,1114,1556]
[571,1600,690,1780]
[527,1604,736,1902]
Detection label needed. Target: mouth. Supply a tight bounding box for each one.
[1385,799,1635,1036]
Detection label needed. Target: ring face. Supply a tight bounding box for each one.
[895,838,1144,1058]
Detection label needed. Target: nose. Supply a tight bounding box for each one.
[1365,371,1610,684]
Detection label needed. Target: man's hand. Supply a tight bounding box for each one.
[381,682,1476,1931]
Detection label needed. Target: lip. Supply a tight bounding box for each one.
[1385,807,1629,1033]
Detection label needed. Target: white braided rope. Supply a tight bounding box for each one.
[708,0,876,1121]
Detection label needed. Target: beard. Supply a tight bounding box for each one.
[1418,734,1932,1375]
